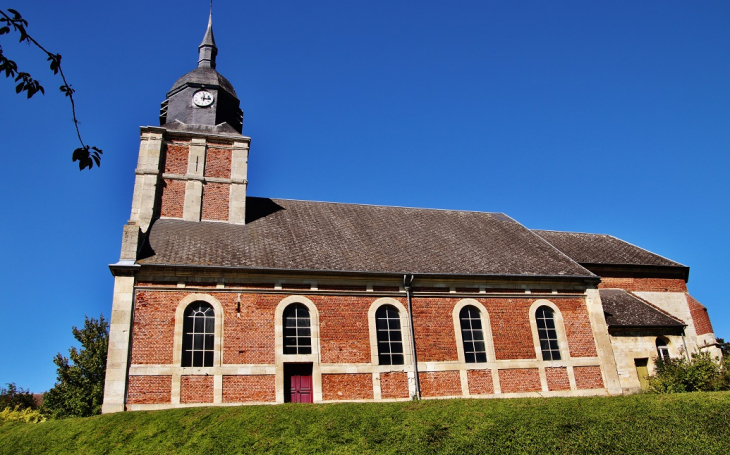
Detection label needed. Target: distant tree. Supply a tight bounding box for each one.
[0,383,37,411]
[43,315,109,418]
[0,8,103,170]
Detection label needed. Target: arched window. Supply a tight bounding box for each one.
[656,338,670,360]
[459,305,487,363]
[376,305,404,365]
[536,306,561,361]
[283,303,311,355]
[182,301,215,367]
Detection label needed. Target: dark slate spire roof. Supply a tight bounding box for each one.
[158,10,243,134]
[198,12,217,69]
[138,197,595,278]
[600,289,685,328]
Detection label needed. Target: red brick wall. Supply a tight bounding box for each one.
[201,182,229,221]
[130,291,180,365]
[560,299,598,358]
[160,179,185,218]
[180,375,214,403]
[316,295,377,364]
[222,375,275,403]
[488,298,538,360]
[413,298,458,362]
[127,376,171,404]
[545,367,570,391]
[204,147,232,179]
[221,293,276,365]
[380,372,409,399]
[466,369,493,395]
[164,143,188,175]
[487,297,597,360]
[599,278,687,292]
[499,368,541,393]
[573,366,604,390]
[418,371,461,397]
[322,373,374,400]
[686,294,714,336]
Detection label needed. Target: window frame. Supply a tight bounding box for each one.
[528,300,570,363]
[368,298,413,368]
[172,293,224,369]
[282,303,313,355]
[452,299,495,366]
[656,337,670,361]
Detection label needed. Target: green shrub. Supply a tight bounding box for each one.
[0,406,46,424]
[0,384,36,411]
[649,351,730,393]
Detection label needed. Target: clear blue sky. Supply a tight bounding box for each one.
[1,1,728,392]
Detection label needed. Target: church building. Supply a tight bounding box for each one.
[101,16,720,413]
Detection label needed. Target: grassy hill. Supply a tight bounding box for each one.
[1,392,729,454]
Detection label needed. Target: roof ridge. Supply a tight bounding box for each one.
[604,234,686,268]
[249,195,508,216]
[532,229,610,237]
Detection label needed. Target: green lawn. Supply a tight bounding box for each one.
[2,392,728,454]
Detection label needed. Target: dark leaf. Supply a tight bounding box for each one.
[0,26,9,35]
[15,82,22,93]
[92,154,100,167]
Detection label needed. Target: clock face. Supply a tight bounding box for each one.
[193,90,214,107]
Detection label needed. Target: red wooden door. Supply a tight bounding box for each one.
[285,364,313,403]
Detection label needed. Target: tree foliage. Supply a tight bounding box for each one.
[43,315,109,418]
[0,8,103,170]
[0,383,37,411]
[716,337,730,357]
[648,350,730,394]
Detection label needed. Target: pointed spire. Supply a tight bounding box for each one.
[198,7,218,69]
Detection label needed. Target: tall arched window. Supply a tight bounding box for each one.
[376,305,404,365]
[459,305,487,363]
[656,338,670,360]
[182,301,215,367]
[283,303,311,354]
[536,306,561,361]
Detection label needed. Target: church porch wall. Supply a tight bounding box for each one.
[632,292,698,351]
[321,373,374,401]
[608,331,686,391]
[222,375,276,403]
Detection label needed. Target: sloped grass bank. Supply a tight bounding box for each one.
[2,392,729,454]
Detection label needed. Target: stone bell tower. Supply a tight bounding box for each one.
[102,13,250,413]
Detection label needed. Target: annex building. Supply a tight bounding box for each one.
[102,17,721,413]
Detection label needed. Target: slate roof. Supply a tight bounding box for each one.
[532,230,684,267]
[138,197,594,278]
[168,67,237,98]
[600,289,685,328]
